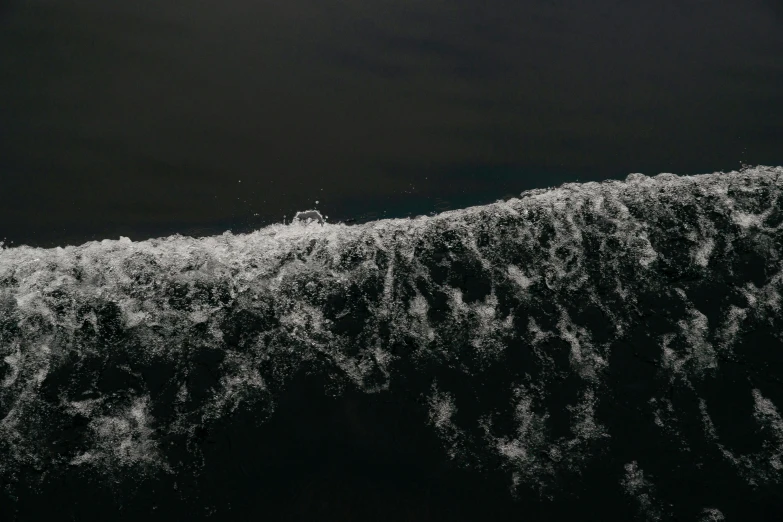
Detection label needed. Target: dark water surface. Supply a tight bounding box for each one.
[1,0,782,247]
[2,2,783,521]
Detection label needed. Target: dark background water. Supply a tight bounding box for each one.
[1,0,782,247]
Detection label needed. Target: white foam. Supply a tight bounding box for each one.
[0,165,781,500]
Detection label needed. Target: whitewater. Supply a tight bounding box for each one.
[1,165,782,521]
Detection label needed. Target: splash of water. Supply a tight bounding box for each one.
[1,165,782,519]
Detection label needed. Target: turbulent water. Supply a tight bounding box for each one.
[2,166,783,521]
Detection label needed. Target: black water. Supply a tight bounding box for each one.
[1,2,783,522]
[1,0,782,247]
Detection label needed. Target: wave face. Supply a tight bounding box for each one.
[2,166,783,521]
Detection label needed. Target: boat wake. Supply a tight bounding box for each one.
[1,166,782,520]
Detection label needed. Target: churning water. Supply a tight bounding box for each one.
[1,166,782,521]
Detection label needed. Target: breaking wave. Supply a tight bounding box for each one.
[1,166,782,520]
